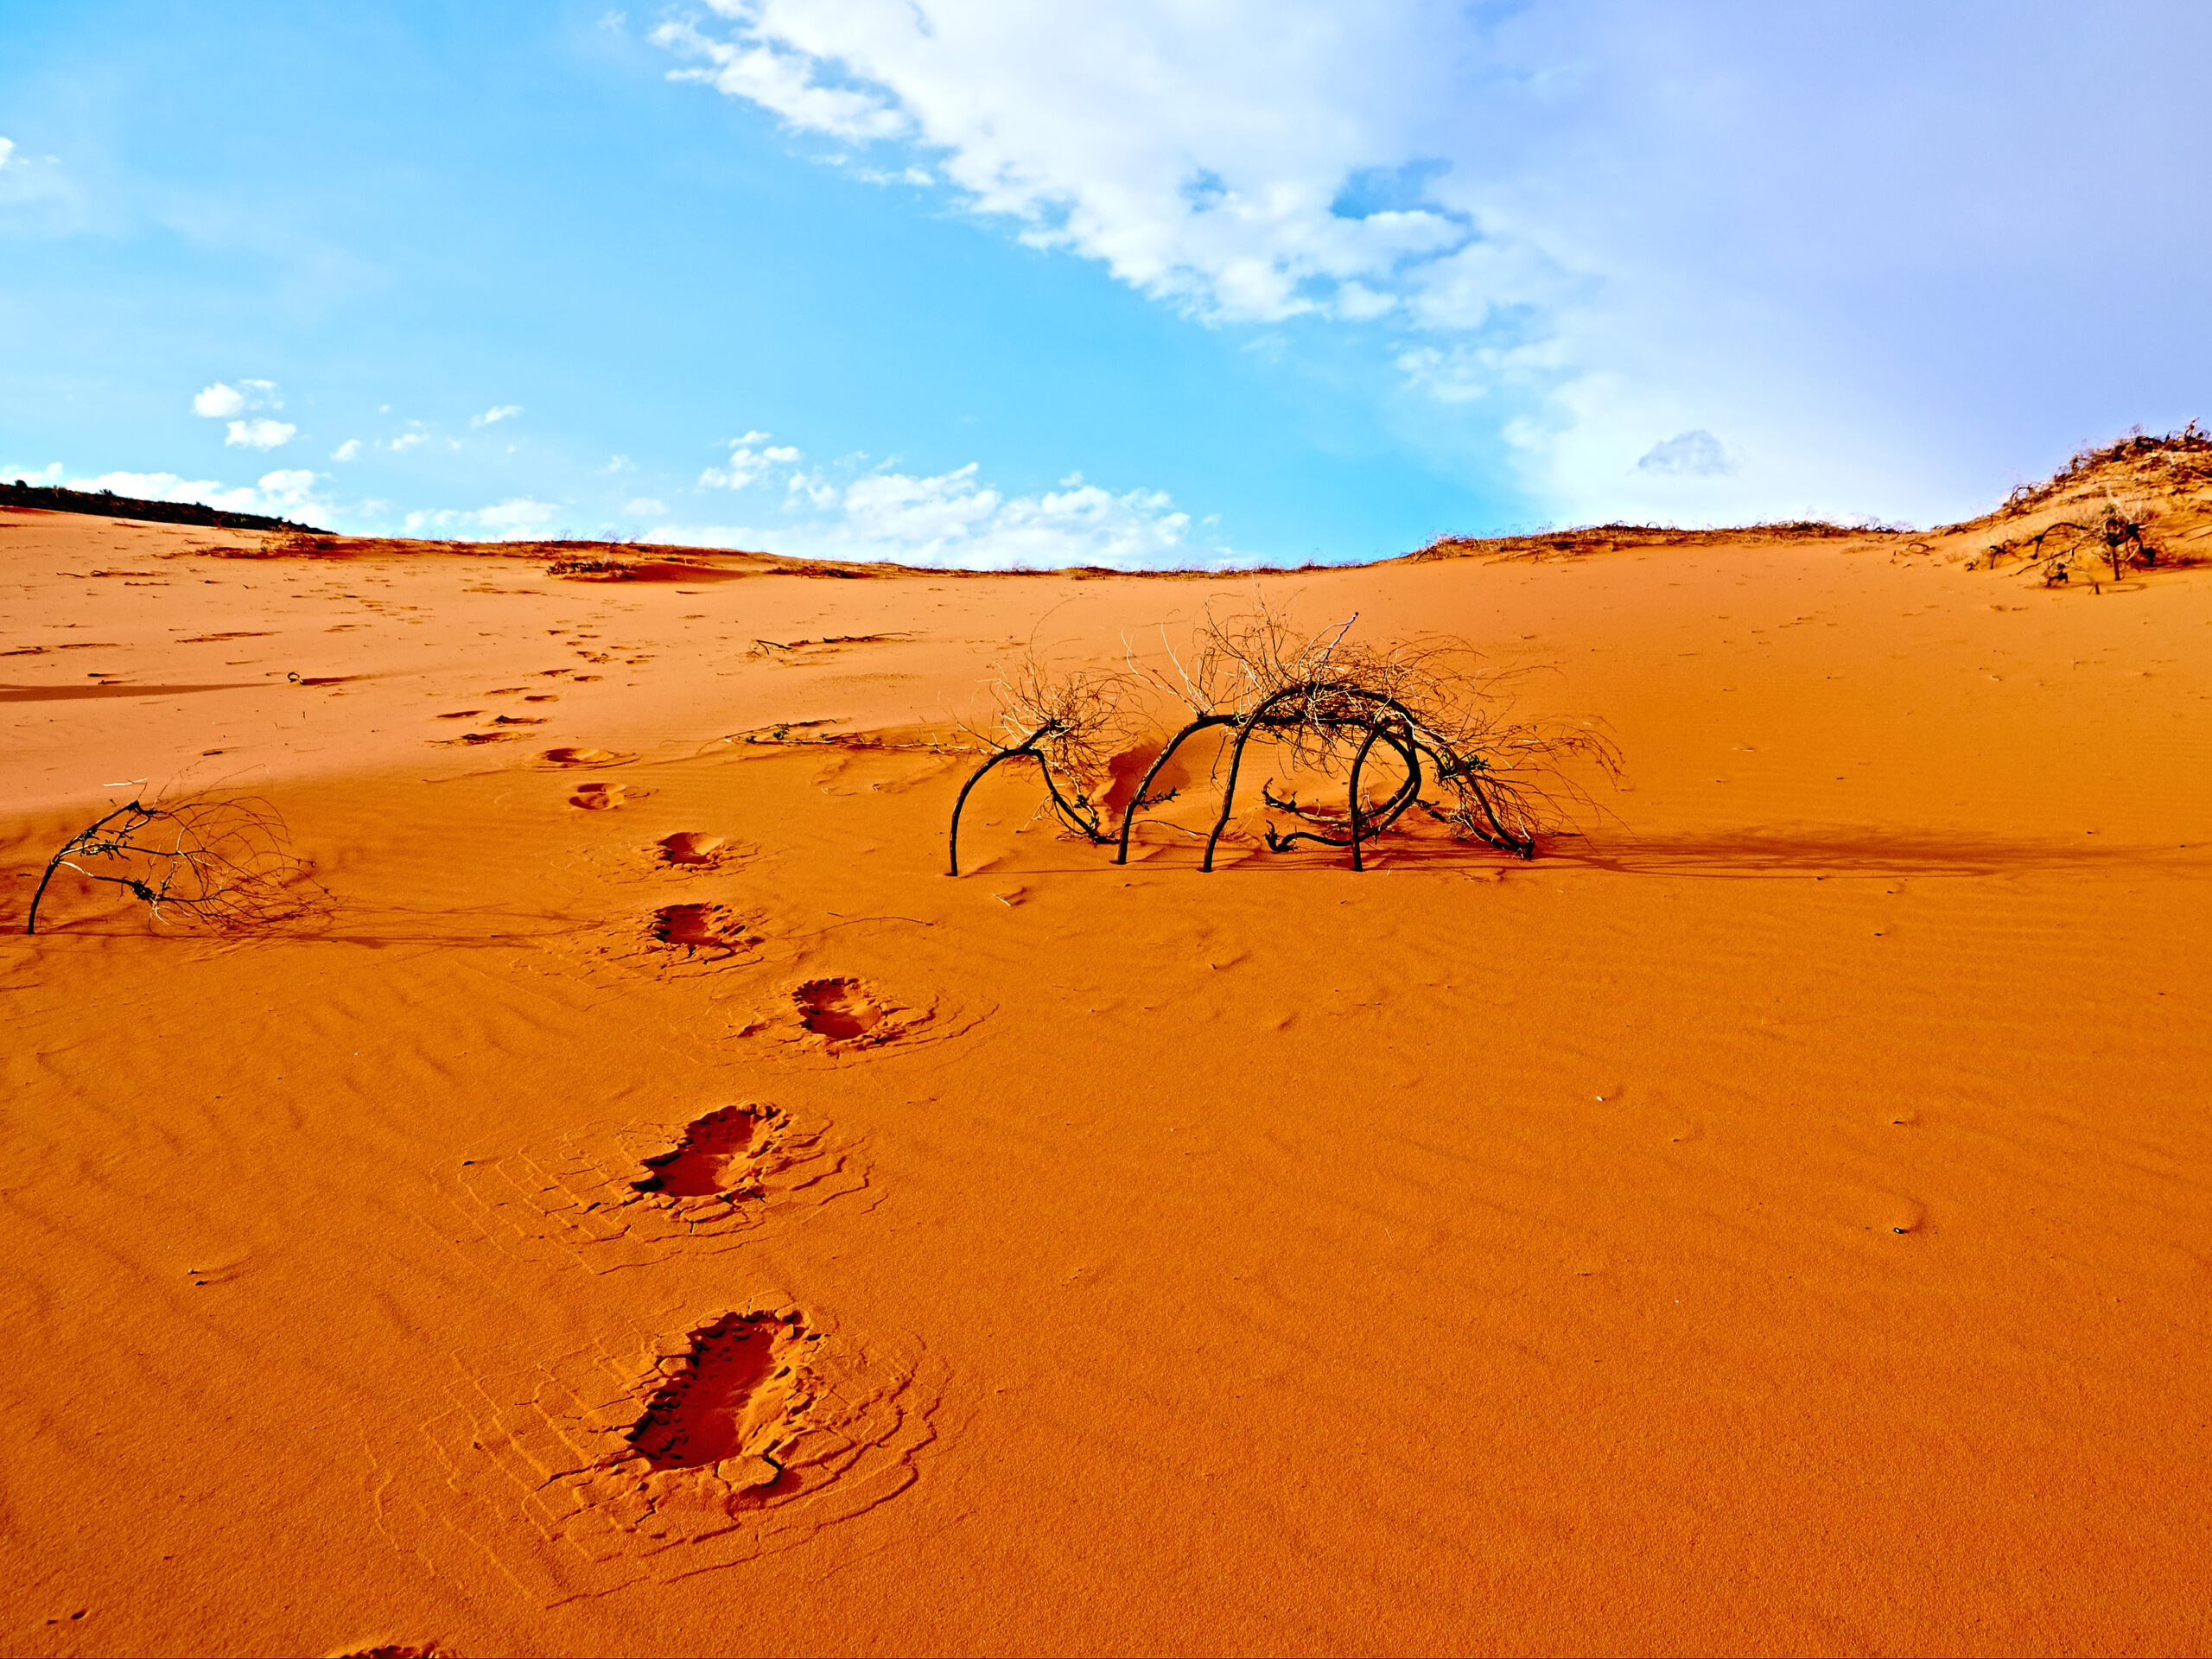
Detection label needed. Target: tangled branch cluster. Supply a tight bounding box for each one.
[26,795,327,936]
[1979,494,2169,587]
[948,602,1618,877]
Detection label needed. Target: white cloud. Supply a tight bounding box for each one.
[700,433,804,489]
[1637,430,1733,479]
[401,498,561,537]
[388,431,429,453]
[0,138,13,169]
[656,457,1210,569]
[475,498,560,533]
[193,383,245,418]
[330,439,362,461]
[225,418,296,450]
[603,454,633,473]
[655,3,1466,325]
[652,2,2212,526]
[624,496,668,516]
[6,461,65,486]
[252,468,322,507]
[470,404,524,428]
[652,16,912,143]
[192,378,281,422]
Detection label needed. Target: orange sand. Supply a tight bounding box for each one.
[3,467,2209,1657]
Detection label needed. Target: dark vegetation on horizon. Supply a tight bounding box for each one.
[2,478,327,534]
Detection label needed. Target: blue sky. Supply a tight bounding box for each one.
[4,2,2207,568]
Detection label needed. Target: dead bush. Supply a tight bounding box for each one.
[944,601,1619,876]
[25,794,328,936]
[1116,600,1619,870]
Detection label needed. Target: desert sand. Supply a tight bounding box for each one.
[3,437,2209,1657]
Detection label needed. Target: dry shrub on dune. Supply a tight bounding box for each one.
[25,793,328,936]
[1972,423,2212,586]
[1980,493,2171,587]
[947,600,1618,876]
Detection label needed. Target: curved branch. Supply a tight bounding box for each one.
[25,802,143,936]
[946,745,1039,878]
[1202,687,1314,872]
[1263,725,1422,855]
[1346,719,1410,873]
[1115,714,1234,865]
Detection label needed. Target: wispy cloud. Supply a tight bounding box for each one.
[403,498,561,537]
[193,378,281,419]
[657,451,1215,569]
[699,432,803,489]
[225,418,296,450]
[0,136,81,232]
[469,404,524,428]
[330,439,361,461]
[651,2,2212,526]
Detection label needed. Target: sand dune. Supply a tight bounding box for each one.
[3,437,2209,1656]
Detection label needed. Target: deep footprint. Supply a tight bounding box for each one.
[652,904,759,957]
[634,1104,766,1198]
[626,1312,801,1478]
[658,832,728,867]
[795,978,884,1041]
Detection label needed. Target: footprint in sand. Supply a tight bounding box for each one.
[625,1310,807,1483]
[544,746,620,766]
[656,831,743,869]
[632,1103,778,1198]
[796,976,887,1041]
[738,977,986,1061]
[451,1102,864,1269]
[416,1303,939,1589]
[651,903,760,959]
[569,781,626,810]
